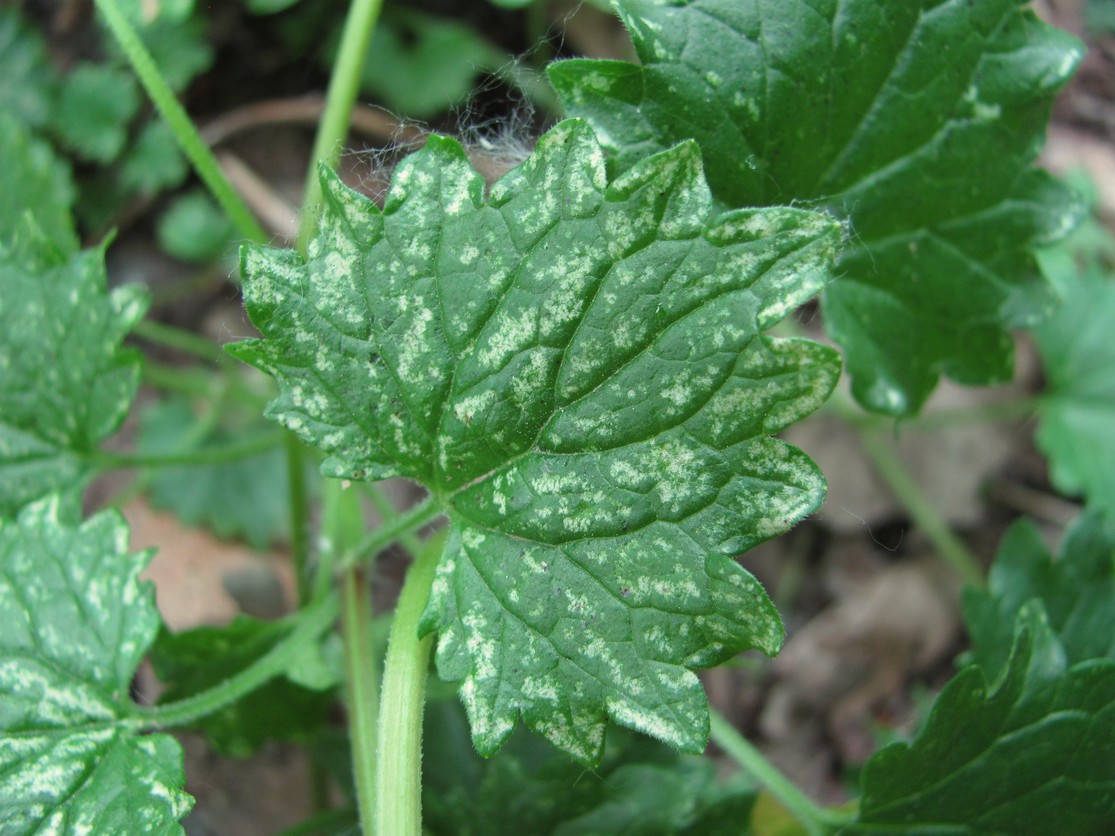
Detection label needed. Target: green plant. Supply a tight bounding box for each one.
[2,1,1114,833]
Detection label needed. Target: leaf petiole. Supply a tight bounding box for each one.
[341,494,443,570]
[129,593,339,731]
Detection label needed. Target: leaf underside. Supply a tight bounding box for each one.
[233,119,843,762]
[550,0,1085,415]
[0,498,192,834]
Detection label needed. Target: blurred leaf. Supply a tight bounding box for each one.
[138,399,292,549]
[157,189,235,262]
[0,497,193,833]
[151,615,335,757]
[244,0,303,14]
[0,115,77,254]
[964,512,1115,681]
[104,14,213,93]
[356,11,506,118]
[1034,214,1115,519]
[51,63,139,164]
[0,234,146,517]
[851,605,1115,832]
[0,7,57,129]
[117,0,195,24]
[119,119,188,194]
[423,701,754,835]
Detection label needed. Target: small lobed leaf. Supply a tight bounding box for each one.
[0,7,58,130]
[0,232,147,517]
[51,63,140,164]
[0,497,193,833]
[964,512,1115,680]
[1033,233,1115,519]
[550,0,1085,415]
[234,119,843,762]
[851,606,1115,832]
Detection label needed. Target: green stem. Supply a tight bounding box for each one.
[297,0,387,251]
[709,710,852,834]
[374,533,443,836]
[342,496,442,570]
[133,319,234,366]
[285,433,313,604]
[92,0,267,244]
[91,431,283,469]
[856,429,985,587]
[342,568,379,834]
[131,594,338,730]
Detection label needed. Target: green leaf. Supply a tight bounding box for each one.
[233,119,842,762]
[156,189,235,262]
[0,115,77,255]
[119,119,189,194]
[51,63,140,164]
[1034,241,1115,519]
[138,399,292,548]
[0,7,58,130]
[0,497,193,833]
[0,236,147,517]
[150,615,335,757]
[964,512,1115,680]
[550,0,1085,415]
[354,11,506,118]
[851,605,1115,832]
[423,703,754,835]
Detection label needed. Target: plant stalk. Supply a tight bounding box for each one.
[709,710,852,834]
[342,567,379,834]
[131,594,338,730]
[92,0,267,244]
[91,431,283,469]
[296,0,387,251]
[374,533,443,836]
[343,496,442,570]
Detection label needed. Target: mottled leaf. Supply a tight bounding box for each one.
[0,115,77,255]
[1034,225,1115,519]
[0,497,193,833]
[0,234,146,516]
[851,606,1115,832]
[964,512,1115,681]
[550,0,1084,415]
[233,119,842,762]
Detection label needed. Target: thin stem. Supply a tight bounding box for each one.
[374,533,443,836]
[856,429,985,587]
[297,0,387,251]
[285,433,313,604]
[363,482,424,556]
[133,319,233,366]
[131,594,338,730]
[90,431,283,470]
[92,0,267,244]
[709,710,852,834]
[342,568,379,834]
[342,495,442,570]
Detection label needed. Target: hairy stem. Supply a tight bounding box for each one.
[92,0,267,243]
[297,0,387,251]
[709,710,852,834]
[342,567,379,833]
[374,533,443,836]
[343,495,442,570]
[131,594,338,730]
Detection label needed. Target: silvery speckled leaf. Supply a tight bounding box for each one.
[551,0,1084,415]
[0,497,192,833]
[233,119,842,763]
[0,233,146,517]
